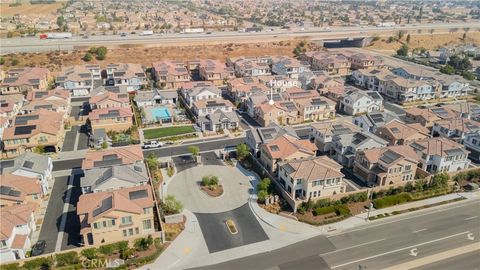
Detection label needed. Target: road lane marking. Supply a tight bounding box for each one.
[383,242,480,270]
[410,248,418,256]
[464,215,478,221]
[330,200,480,236]
[322,238,386,255]
[330,231,470,269]
[413,228,427,233]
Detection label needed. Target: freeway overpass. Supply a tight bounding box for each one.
[1,22,479,54]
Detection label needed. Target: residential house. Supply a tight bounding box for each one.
[294,96,336,122]
[1,110,64,158]
[310,119,361,153]
[443,102,480,121]
[277,156,346,202]
[192,98,235,117]
[77,185,155,246]
[56,65,102,96]
[375,119,430,146]
[0,152,52,195]
[180,83,221,108]
[464,131,480,161]
[245,123,298,156]
[271,57,306,79]
[0,203,37,263]
[0,173,42,207]
[353,145,420,187]
[254,100,300,127]
[89,92,130,110]
[432,118,480,141]
[196,59,235,86]
[20,89,71,117]
[0,94,24,118]
[0,117,10,140]
[350,68,394,92]
[197,109,240,133]
[134,89,178,107]
[258,74,296,94]
[404,106,457,128]
[226,77,270,105]
[245,92,269,119]
[151,60,190,89]
[339,89,383,115]
[88,107,133,133]
[227,56,272,77]
[82,145,144,170]
[410,137,470,173]
[310,74,344,94]
[332,131,388,168]
[260,134,317,174]
[340,51,384,70]
[81,163,149,194]
[380,76,438,104]
[353,111,399,133]
[307,52,351,76]
[0,67,51,95]
[105,63,147,92]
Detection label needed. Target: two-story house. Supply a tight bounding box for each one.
[331,131,388,168]
[77,185,155,246]
[0,203,37,263]
[82,145,144,170]
[0,67,51,95]
[339,89,383,115]
[0,174,43,207]
[88,107,133,133]
[354,145,420,187]
[294,96,336,122]
[56,65,102,96]
[180,83,221,108]
[151,60,190,89]
[353,111,399,133]
[81,163,149,194]
[105,63,147,92]
[226,77,271,105]
[260,134,317,174]
[89,92,130,110]
[310,119,361,153]
[227,56,272,77]
[432,118,480,141]
[245,123,298,156]
[1,110,64,157]
[20,89,71,118]
[278,156,346,202]
[271,57,306,79]
[192,98,235,117]
[196,59,235,86]
[375,119,430,146]
[409,137,470,173]
[0,94,24,119]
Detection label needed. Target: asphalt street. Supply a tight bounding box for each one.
[413,250,480,270]
[193,199,480,270]
[143,137,245,157]
[195,203,269,253]
[2,22,478,54]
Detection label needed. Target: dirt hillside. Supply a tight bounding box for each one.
[0,2,63,16]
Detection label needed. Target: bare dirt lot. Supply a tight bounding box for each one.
[0,2,63,16]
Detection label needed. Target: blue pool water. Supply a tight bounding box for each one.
[151,107,171,120]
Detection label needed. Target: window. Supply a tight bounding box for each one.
[121,216,132,225]
[123,230,127,237]
[103,221,107,228]
[135,227,139,234]
[128,228,134,235]
[143,219,152,230]
[94,222,99,229]
[143,208,151,214]
[0,240,6,248]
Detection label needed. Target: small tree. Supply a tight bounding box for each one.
[462,71,475,81]
[431,173,449,189]
[396,44,409,57]
[406,34,411,43]
[163,195,183,215]
[257,190,268,203]
[134,235,153,251]
[83,52,93,62]
[440,64,455,75]
[11,58,19,66]
[101,141,108,149]
[0,57,4,65]
[397,31,404,40]
[236,143,249,161]
[146,153,159,171]
[56,251,79,267]
[96,46,108,60]
[188,145,200,157]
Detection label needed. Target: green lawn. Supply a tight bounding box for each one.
[143,125,196,139]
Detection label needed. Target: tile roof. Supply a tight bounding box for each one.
[2,109,63,140]
[1,67,49,87]
[282,156,344,182]
[0,173,42,201]
[379,119,430,140]
[88,107,133,121]
[0,203,36,240]
[410,137,468,158]
[89,91,129,105]
[263,134,317,159]
[82,145,144,169]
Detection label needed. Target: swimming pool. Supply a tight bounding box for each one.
[150,107,171,120]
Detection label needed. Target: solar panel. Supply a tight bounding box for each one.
[352,133,367,145]
[23,161,34,169]
[14,125,36,135]
[391,127,400,133]
[133,165,143,172]
[270,145,280,152]
[103,154,119,161]
[0,103,8,107]
[93,196,113,217]
[0,186,22,197]
[3,78,18,83]
[379,151,401,164]
[15,115,39,125]
[129,189,148,200]
[93,158,122,168]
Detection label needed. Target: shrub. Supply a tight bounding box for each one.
[81,248,97,260]
[83,52,93,62]
[373,193,413,209]
[163,195,183,215]
[335,204,351,216]
[201,175,219,187]
[96,46,107,60]
[257,178,271,192]
[11,58,19,66]
[98,243,115,255]
[120,247,135,260]
[134,235,154,251]
[23,257,53,270]
[257,190,268,203]
[236,143,249,161]
[314,205,336,216]
[167,166,175,177]
[315,199,332,208]
[56,251,79,267]
[1,263,20,270]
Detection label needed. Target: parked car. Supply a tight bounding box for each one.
[142,141,164,149]
[121,33,127,37]
[31,240,46,257]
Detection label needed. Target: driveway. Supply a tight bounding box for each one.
[62,125,90,152]
[168,165,252,213]
[195,203,269,253]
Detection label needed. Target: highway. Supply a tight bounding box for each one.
[1,22,479,54]
[193,199,480,270]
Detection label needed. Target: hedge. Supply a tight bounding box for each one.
[55,251,79,267]
[98,240,129,255]
[373,193,413,209]
[22,257,54,270]
[1,263,20,270]
[313,204,351,216]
